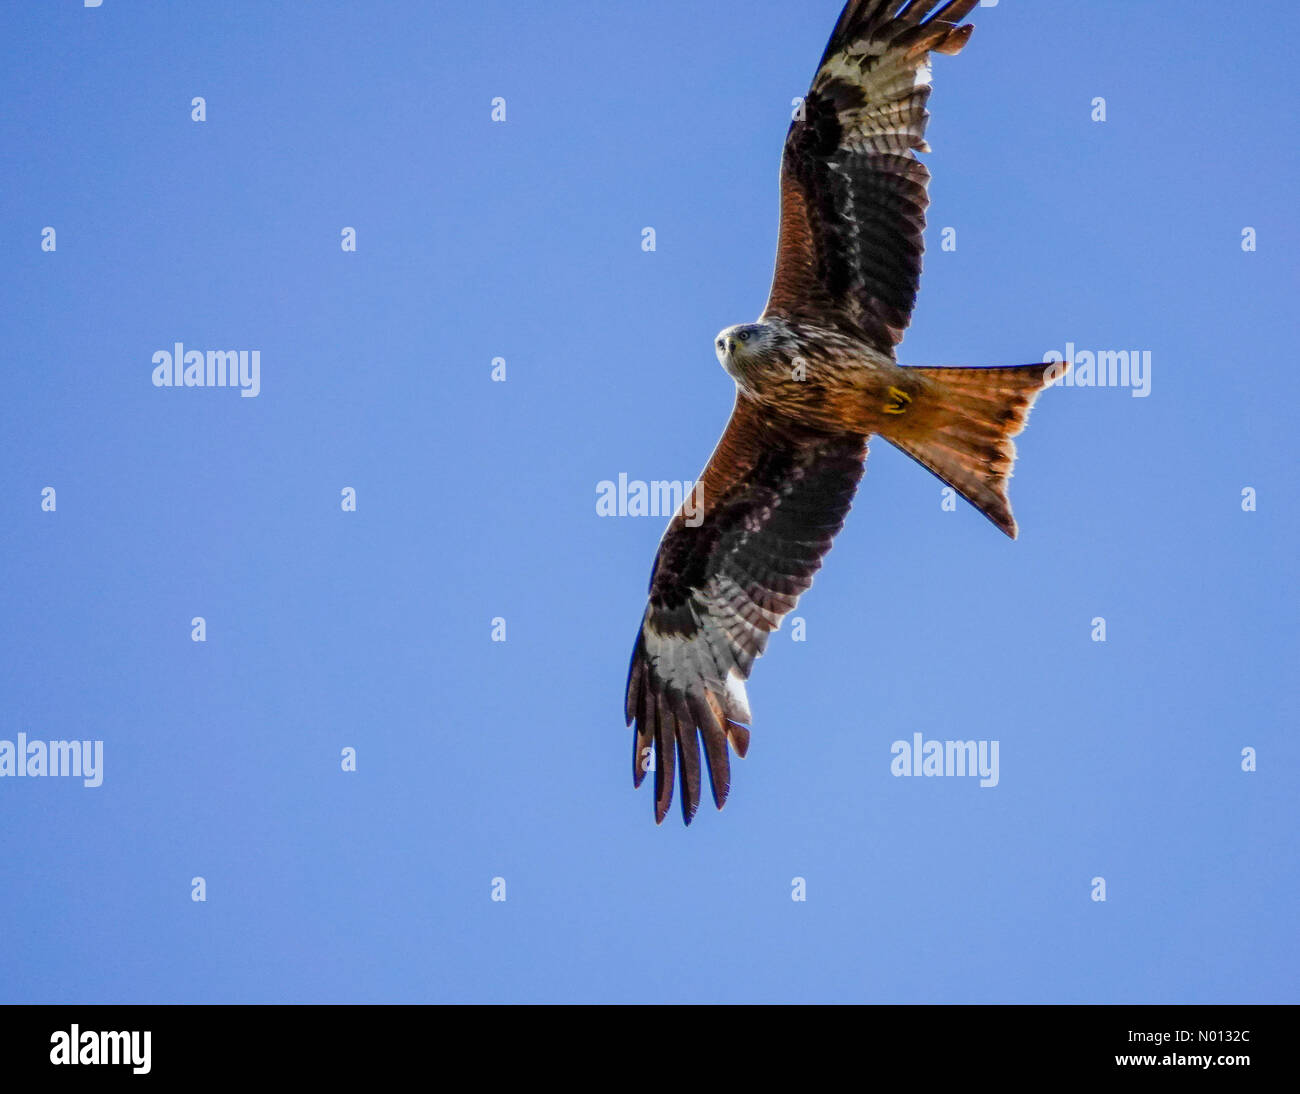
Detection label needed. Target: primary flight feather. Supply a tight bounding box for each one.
[625,0,1065,824]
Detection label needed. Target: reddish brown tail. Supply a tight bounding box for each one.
[882,363,1063,539]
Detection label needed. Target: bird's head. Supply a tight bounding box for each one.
[715,322,777,379]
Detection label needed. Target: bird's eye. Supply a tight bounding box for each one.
[717,339,725,351]
[738,331,749,342]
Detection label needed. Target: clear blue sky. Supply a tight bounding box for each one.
[1,0,1295,1003]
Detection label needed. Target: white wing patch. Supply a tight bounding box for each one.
[724,668,752,726]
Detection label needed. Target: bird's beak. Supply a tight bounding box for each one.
[727,340,736,354]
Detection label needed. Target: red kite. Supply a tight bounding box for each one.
[625,0,1066,823]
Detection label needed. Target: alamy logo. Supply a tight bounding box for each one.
[596,474,703,527]
[890,733,999,787]
[0,734,103,787]
[1042,342,1151,398]
[50,1026,150,1075]
[151,343,261,397]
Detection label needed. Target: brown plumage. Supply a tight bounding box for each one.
[625,0,1066,824]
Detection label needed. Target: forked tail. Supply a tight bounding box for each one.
[882,363,1063,539]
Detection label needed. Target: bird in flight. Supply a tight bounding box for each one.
[624,0,1066,824]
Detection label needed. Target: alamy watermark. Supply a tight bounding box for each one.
[1043,342,1151,398]
[151,343,261,398]
[890,733,999,787]
[596,474,703,527]
[0,733,103,787]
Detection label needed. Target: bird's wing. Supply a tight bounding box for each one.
[761,0,978,353]
[625,396,867,824]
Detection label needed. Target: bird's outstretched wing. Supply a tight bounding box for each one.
[762,0,978,352]
[625,398,867,824]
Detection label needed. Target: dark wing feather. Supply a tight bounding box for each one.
[625,397,867,824]
[761,0,979,353]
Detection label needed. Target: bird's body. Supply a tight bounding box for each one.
[625,0,1068,824]
[717,317,926,435]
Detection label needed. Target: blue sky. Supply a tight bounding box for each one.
[0,0,1295,1003]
